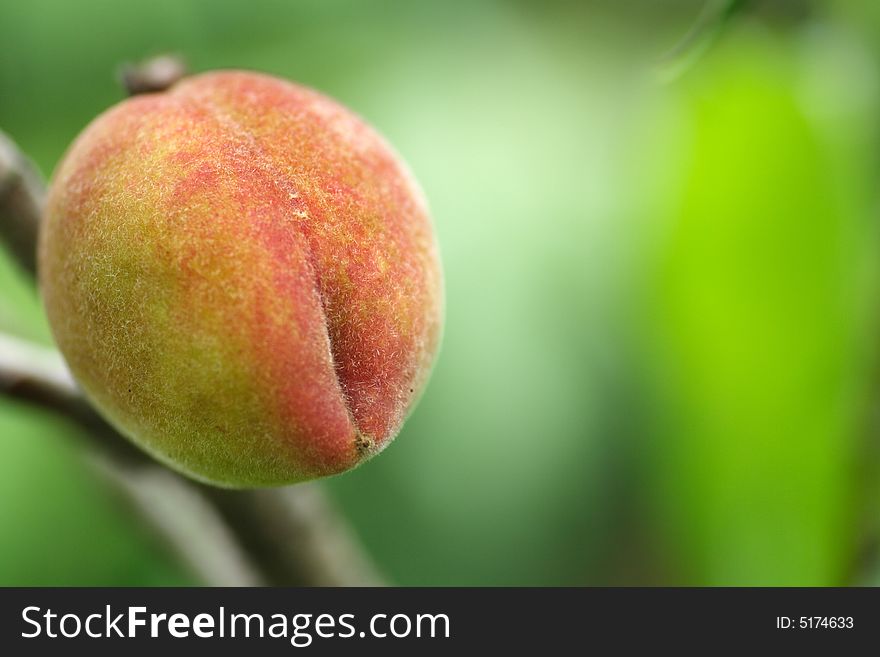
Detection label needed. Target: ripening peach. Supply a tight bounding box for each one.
[39,70,443,487]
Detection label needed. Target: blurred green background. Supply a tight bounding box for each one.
[2,0,880,585]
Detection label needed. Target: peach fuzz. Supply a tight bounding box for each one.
[38,70,443,487]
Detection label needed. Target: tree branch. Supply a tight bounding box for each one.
[0,126,383,587]
[0,130,43,276]
[119,54,188,96]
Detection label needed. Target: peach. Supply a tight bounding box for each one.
[38,71,443,487]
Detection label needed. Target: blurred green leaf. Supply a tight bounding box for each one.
[634,27,878,585]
